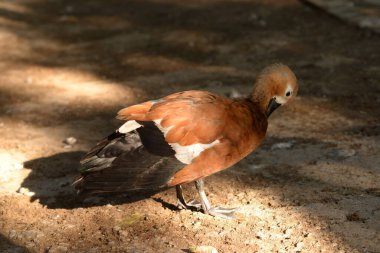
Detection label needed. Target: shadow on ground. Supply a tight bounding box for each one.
[15,133,380,252]
[22,151,164,209]
[0,234,30,253]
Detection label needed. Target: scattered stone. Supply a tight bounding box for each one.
[237,192,245,200]
[294,241,304,251]
[113,225,121,233]
[228,89,243,99]
[336,149,356,158]
[327,148,356,160]
[47,245,68,253]
[192,221,202,230]
[17,187,35,196]
[63,137,77,146]
[249,13,258,21]
[249,164,267,171]
[63,136,77,149]
[65,5,74,13]
[117,213,142,226]
[14,163,24,170]
[25,242,36,248]
[189,245,218,253]
[258,20,267,26]
[8,229,17,239]
[256,231,266,240]
[25,77,33,84]
[271,141,294,150]
[283,228,293,239]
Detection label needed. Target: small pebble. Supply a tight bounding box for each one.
[271,142,294,150]
[190,245,218,253]
[228,89,243,99]
[14,163,24,170]
[25,77,33,84]
[63,137,77,145]
[327,148,356,160]
[249,13,258,20]
[8,230,17,239]
[337,149,356,158]
[17,187,35,196]
[283,228,293,239]
[47,245,68,253]
[295,241,304,250]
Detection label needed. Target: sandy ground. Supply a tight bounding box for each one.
[0,0,379,252]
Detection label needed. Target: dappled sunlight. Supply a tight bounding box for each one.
[32,67,137,104]
[0,1,31,30]
[0,1,31,14]
[0,0,379,252]
[0,30,30,58]
[0,149,29,194]
[299,162,380,191]
[3,67,137,103]
[0,65,141,129]
[204,173,374,252]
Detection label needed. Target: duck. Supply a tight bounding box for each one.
[74,63,298,219]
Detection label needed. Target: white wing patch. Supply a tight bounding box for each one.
[153,119,173,137]
[154,119,220,164]
[170,140,220,164]
[119,120,142,133]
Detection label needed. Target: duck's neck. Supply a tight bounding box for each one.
[240,98,268,137]
[249,94,268,117]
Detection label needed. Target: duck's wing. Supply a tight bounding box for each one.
[75,129,183,195]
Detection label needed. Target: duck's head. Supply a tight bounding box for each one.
[251,63,298,117]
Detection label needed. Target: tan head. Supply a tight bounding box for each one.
[251,63,298,116]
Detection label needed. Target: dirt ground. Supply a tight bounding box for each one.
[0,0,379,252]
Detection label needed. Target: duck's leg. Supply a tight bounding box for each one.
[195,179,237,219]
[176,185,202,210]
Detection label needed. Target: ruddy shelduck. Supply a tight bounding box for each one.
[75,63,298,219]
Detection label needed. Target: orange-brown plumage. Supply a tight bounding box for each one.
[77,63,298,218]
[117,101,154,121]
[168,99,267,186]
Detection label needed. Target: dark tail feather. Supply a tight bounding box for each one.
[75,131,183,195]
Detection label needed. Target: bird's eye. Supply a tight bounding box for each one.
[285,91,292,97]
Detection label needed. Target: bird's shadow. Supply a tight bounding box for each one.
[152,197,181,211]
[22,151,164,209]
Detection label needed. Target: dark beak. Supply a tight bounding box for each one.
[266,97,281,117]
